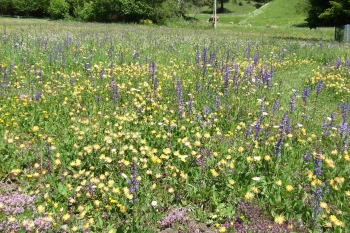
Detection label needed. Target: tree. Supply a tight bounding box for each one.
[303,0,350,28]
[10,0,49,17]
[12,0,40,16]
[48,0,70,19]
[0,0,14,15]
[207,0,230,13]
[319,0,350,26]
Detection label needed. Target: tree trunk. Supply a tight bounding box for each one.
[220,1,224,13]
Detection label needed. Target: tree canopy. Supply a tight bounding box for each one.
[298,0,350,27]
[0,0,210,22]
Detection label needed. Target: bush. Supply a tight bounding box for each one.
[74,1,95,22]
[48,0,69,20]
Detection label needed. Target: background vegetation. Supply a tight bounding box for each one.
[0,15,349,232]
[0,0,349,27]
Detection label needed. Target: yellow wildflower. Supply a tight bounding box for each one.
[275,180,282,186]
[244,192,254,201]
[62,213,70,221]
[274,215,285,225]
[286,185,293,192]
[210,169,219,177]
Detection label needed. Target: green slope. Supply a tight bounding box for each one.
[238,0,307,26]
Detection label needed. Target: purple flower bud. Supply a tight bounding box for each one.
[334,57,341,69]
[302,87,311,102]
[203,106,210,116]
[315,80,324,96]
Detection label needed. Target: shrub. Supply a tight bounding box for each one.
[48,0,69,20]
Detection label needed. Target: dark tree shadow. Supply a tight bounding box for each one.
[184,16,199,23]
[254,3,263,8]
[201,8,234,14]
[293,22,310,28]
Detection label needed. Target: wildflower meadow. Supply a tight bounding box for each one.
[0,19,350,232]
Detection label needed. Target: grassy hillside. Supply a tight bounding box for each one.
[189,1,257,25]
[188,0,307,27]
[238,0,306,26]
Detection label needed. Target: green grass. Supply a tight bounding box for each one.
[189,1,257,24]
[188,0,308,27]
[0,17,350,233]
[238,0,307,26]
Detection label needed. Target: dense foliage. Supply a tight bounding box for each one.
[297,0,350,27]
[0,0,206,22]
[0,0,278,23]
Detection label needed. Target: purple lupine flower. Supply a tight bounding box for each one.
[110,79,120,103]
[289,91,297,113]
[313,186,323,221]
[346,60,350,69]
[33,92,41,101]
[202,47,208,65]
[223,66,230,95]
[84,62,91,71]
[244,44,250,59]
[280,113,292,134]
[202,65,207,77]
[203,106,210,116]
[342,136,349,151]
[129,159,139,203]
[109,62,114,77]
[315,80,324,96]
[209,51,216,65]
[232,63,239,86]
[321,122,329,136]
[339,122,349,136]
[3,69,7,79]
[226,47,231,61]
[214,92,220,112]
[244,64,253,78]
[196,113,203,124]
[9,61,14,74]
[274,136,284,156]
[149,62,156,83]
[272,98,279,116]
[108,46,114,58]
[245,122,252,139]
[253,51,259,65]
[322,112,334,136]
[302,87,311,103]
[153,78,158,94]
[338,103,350,123]
[255,118,262,140]
[188,96,193,114]
[195,49,201,66]
[38,70,43,82]
[99,67,105,79]
[274,113,291,156]
[303,153,313,162]
[334,57,341,69]
[313,154,322,176]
